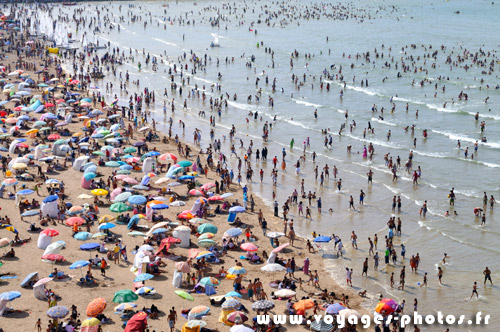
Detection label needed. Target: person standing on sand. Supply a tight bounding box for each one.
[288,227,296,246]
[168,308,177,332]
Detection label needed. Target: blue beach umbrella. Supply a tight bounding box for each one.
[21,210,40,217]
[0,291,21,301]
[98,223,116,230]
[74,232,92,241]
[43,195,59,203]
[133,273,154,283]
[151,204,169,210]
[17,189,34,195]
[313,236,331,243]
[70,260,90,269]
[128,195,147,205]
[80,243,100,251]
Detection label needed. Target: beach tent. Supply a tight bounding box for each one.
[172,226,191,248]
[266,251,277,264]
[65,113,72,124]
[73,156,89,170]
[81,175,92,189]
[124,311,148,332]
[142,157,156,174]
[37,233,52,249]
[33,278,52,301]
[8,139,22,154]
[172,270,183,288]
[0,298,9,316]
[29,99,41,111]
[34,144,48,160]
[53,143,70,157]
[41,196,59,218]
[20,272,39,288]
[219,308,236,326]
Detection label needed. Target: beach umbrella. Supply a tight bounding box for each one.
[224,228,243,237]
[0,291,21,301]
[128,195,146,205]
[198,239,216,248]
[227,311,248,324]
[114,303,137,312]
[74,232,92,241]
[92,233,107,239]
[252,300,275,311]
[0,224,18,234]
[41,254,65,262]
[0,238,11,248]
[68,206,84,215]
[174,262,191,273]
[197,223,218,234]
[240,243,258,252]
[78,194,93,200]
[135,286,155,296]
[198,233,215,240]
[167,182,182,187]
[338,308,362,320]
[174,290,194,301]
[310,319,334,332]
[138,245,155,252]
[228,266,247,275]
[122,177,139,185]
[132,185,149,191]
[229,206,245,213]
[80,243,100,251]
[41,228,59,237]
[33,278,53,289]
[188,305,210,319]
[70,260,90,270]
[66,217,85,226]
[86,297,107,317]
[98,223,115,230]
[188,248,200,259]
[98,215,115,223]
[230,326,254,332]
[170,200,186,207]
[177,160,192,167]
[325,303,346,315]
[133,273,154,283]
[123,147,137,153]
[201,183,216,191]
[208,195,224,202]
[113,290,138,303]
[314,236,331,243]
[199,277,220,287]
[375,298,398,315]
[158,153,177,163]
[110,202,131,213]
[188,189,204,196]
[151,203,169,210]
[261,264,286,272]
[81,318,100,332]
[43,195,59,203]
[294,299,315,311]
[83,172,97,181]
[267,232,285,239]
[2,178,18,186]
[271,243,290,254]
[114,192,132,203]
[152,228,168,235]
[16,189,34,196]
[91,189,108,196]
[225,291,243,299]
[274,289,296,299]
[105,161,120,168]
[222,298,241,310]
[221,193,234,199]
[196,251,215,259]
[47,306,69,319]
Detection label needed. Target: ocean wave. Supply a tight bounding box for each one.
[292,98,323,108]
[371,117,396,127]
[151,37,177,47]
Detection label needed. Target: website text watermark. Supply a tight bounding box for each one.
[256,312,490,328]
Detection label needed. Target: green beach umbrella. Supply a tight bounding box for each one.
[110,202,132,213]
[174,290,194,301]
[113,290,138,303]
[105,161,120,167]
[177,160,193,167]
[123,147,137,153]
[197,223,218,234]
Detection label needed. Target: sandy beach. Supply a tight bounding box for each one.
[0,26,364,332]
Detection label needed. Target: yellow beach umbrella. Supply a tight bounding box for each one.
[91,189,108,196]
[11,163,27,170]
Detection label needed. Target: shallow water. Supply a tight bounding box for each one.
[15,0,500,330]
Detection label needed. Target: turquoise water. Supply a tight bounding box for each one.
[16,0,500,329]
